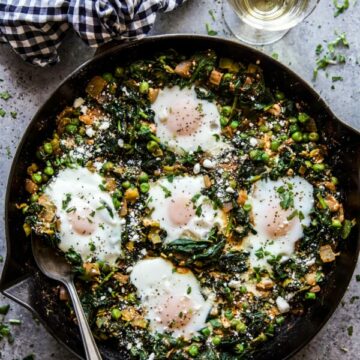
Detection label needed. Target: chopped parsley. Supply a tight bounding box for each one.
[313,33,349,80]
[271,53,279,60]
[62,193,72,210]
[10,111,17,119]
[160,185,172,198]
[0,108,5,117]
[206,23,217,36]
[195,204,203,217]
[277,185,294,210]
[209,9,216,21]
[333,0,349,17]
[347,325,353,336]
[0,91,11,101]
[332,76,343,82]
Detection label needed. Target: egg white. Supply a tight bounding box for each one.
[147,176,226,243]
[243,176,314,268]
[151,86,228,155]
[44,167,123,264]
[130,257,212,338]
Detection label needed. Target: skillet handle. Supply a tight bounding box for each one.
[66,280,102,360]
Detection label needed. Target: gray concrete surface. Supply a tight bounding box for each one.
[0,0,359,359]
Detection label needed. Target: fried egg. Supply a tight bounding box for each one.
[44,167,123,264]
[130,257,212,338]
[151,86,228,155]
[147,176,226,243]
[243,176,314,268]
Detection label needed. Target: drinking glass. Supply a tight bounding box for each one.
[223,0,319,45]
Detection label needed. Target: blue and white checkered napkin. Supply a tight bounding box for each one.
[0,0,185,67]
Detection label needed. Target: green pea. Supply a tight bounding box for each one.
[235,344,245,353]
[249,149,261,160]
[70,118,80,126]
[223,73,232,81]
[272,123,282,133]
[261,152,270,162]
[188,345,199,357]
[298,112,310,123]
[138,172,149,183]
[309,132,319,142]
[112,197,121,210]
[291,131,303,142]
[102,72,114,82]
[221,106,232,117]
[259,125,268,132]
[111,308,122,320]
[243,203,252,212]
[139,81,149,94]
[65,124,78,134]
[331,176,338,185]
[114,67,124,78]
[147,140,159,152]
[236,322,247,334]
[312,163,325,172]
[122,180,131,189]
[140,183,150,193]
[275,91,285,100]
[230,319,240,328]
[220,116,229,127]
[31,172,42,184]
[224,310,234,320]
[43,142,53,154]
[44,167,54,176]
[305,160,312,168]
[289,124,300,134]
[200,327,211,337]
[30,193,39,203]
[102,162,114,172]
[331,219,342,228]
[302,133,310,143]
[240,285,247,294]
[78,126,86,136]
[230,120,239,129]
[270,140,281,151]
[305,292,316,300]
[212,336,221,346]
[276,316,285,325]
[288,116,298,124]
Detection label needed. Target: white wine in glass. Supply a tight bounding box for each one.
[223,0,319,45]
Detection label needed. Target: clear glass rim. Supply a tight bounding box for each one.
[225,0,320,32]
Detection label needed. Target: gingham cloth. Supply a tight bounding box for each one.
[0,0,185,67]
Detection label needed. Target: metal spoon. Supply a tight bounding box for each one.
[32,236,102,360]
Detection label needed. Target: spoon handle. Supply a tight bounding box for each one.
[66,280,102,360]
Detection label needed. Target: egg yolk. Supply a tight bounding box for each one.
[164,99,202,136]
[263,206,296,238]
[68,207,96,235]
[157,294,194,329]
[168,196,195,226]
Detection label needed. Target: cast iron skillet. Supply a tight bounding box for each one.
[1,35,360,360]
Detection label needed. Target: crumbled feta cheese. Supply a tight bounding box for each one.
[73,97,85,108]
[226,186,235,193]
[99,121,110,130]
[80,105,88,114]
[193,163,201,174]
[249,137,258,146]
[203,159,215,169]
[118,138,124,147]
[228,280,242,289]
[148,353,155,360]
[86,127,95,138]
[276,296,290,313]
